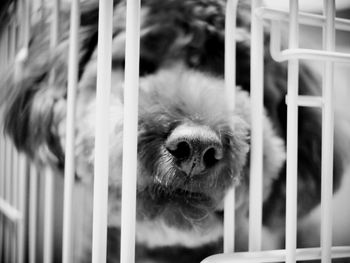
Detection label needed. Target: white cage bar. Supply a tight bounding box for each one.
[43,2,60,263]
[223,0,238,253]
[120,0,141,262]
[285,1,299,262]
[249,0,264,253]
[62,0,80,262]
[17,154,27,263]
[91,0,113,262]
[320,0,336,262]
[202,247,350,263]
[29,164,38,263]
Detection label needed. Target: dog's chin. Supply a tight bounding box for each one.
[136,166,231,229]
[137,185,217,229]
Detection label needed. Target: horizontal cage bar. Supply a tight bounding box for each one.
[201,246,350,263]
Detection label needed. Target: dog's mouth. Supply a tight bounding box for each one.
[171,188,211,202]
[147,183,213,205]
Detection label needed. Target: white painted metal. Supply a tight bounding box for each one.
[273,47,350,63]
[268,11,350,64]
[91,0,113,262]
[120,0,141,261]
[17,154,27,263]
[255,7,350,31]
[16,1,30,262]
[44,167,54,263]
[0,24,7,258]
[44,1,60,262]
[201,247,350,263]
[223,0,238,253]
[11,14,20,263]
[0,17,7,263]
[286,95,324,108]
[249,0,264,252]
[12,151,19,263]
[29,164,38,263]
[285,1,299,262]
[321,1,336,262]
[5,23,14,263]
[0,138,4,260]
[62,0,80,262]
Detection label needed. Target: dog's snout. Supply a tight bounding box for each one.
[165,124,223,176]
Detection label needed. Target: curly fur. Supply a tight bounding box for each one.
[0,0,346,262]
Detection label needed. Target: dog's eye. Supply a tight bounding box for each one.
[140,58,158,76]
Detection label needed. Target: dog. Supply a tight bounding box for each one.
[0,0,346,262]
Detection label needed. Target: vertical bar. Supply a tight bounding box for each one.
[12,15,20,252]
[5,26,12,263]
[29,164,38,263]
[43,168,54,263]
[17,2,30,262]
[5,140,13,262]
[5,23,14,261]
[12,145,19,263]
[0,136,4,261]
[23,0,30,50]
[62,0,79,262]
[0,25,6,259]
[286,0,299,262]
[224,188,235,252]
[223,0,238,253]
[11,17,19,262]
[249,0,264,252]
[0,30,2,65]
[44,2,60,263]
[17,155,27,263]
[91,0,113,262]
[0,19,7,261]
[120,0,141,262]
[321,0,335,262]
[74,183,87,262]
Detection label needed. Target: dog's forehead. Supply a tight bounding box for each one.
[137,69,234,126]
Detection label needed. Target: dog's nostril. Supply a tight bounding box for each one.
[167,141,192,160]
[165,124,224,175]
[202,146,223,169]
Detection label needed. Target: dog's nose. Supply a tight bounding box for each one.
[165,124,223,176]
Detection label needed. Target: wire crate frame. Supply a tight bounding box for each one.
[0,0,349,263]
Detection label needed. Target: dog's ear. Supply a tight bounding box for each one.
[0,22,58,165]
[0,43,66,167]
[0,1,102,167]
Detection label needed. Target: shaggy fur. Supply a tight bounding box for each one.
[0,0,346,262]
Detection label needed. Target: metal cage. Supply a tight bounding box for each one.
[0,0,350,262]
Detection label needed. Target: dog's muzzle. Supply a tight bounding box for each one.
[165,123,223,177]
